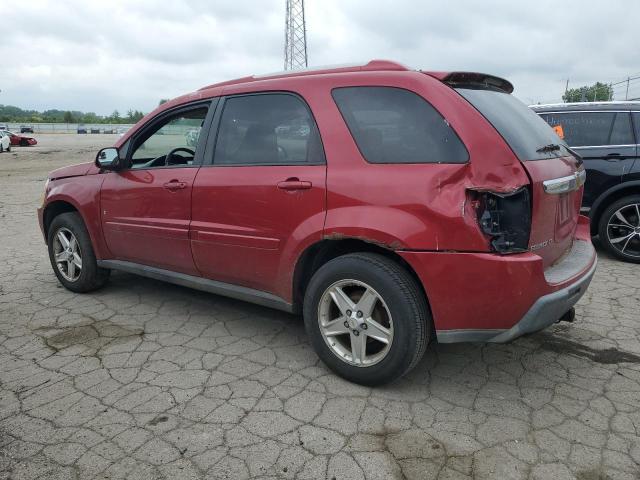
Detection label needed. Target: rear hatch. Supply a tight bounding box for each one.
[437,73,584,268]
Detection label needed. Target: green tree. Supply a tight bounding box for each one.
[159,99,169,106]
[63,111,75,123]
[563,82,613,102]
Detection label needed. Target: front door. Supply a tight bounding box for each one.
[101,103,212,275]
[190,93,326,296]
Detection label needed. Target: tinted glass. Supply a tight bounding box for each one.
[633,112,640,144]
[540,111,634,147]
[214,94,324,165]
[457,88,569,161]
[130,107,208,169]
[332,87,468,164]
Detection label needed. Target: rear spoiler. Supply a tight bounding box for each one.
[424,71,514,94]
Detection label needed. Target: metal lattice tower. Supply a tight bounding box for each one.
[284,0,308,70]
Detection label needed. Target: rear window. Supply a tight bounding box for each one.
[539,111,634,147]
[332,86,468,164]
[457,88,569,161]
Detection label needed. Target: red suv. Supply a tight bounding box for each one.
[38,60,597,385]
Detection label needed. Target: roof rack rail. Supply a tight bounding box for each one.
[198,59,410,91]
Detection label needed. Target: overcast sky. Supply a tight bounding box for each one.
[3,0,639,115]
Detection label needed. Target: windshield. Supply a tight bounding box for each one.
[456,88,571,161]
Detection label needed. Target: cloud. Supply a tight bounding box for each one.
[3,0,639,114]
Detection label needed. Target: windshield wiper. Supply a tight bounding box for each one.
[536,143,561,153]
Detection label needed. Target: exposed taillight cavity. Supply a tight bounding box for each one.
[473,188,531,253]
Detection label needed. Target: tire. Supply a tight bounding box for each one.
[0,144,3,153]
[7,145,10,152]
[303,252,430,386]
[20,139,28,147]
[597,194,640,263]
[47,212,110,292]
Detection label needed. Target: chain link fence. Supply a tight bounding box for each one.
[1,123,135,134]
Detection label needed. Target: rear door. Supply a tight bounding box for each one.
[190,92,326,295]
[538,110,636,208]
[457,88,583,268]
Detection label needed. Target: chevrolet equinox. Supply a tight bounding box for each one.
[38,60,597,385]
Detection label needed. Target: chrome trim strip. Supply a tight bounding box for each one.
[543,169,586,194]
[572,144,637,149]
[97,260,295,313]
[537,110,632,114]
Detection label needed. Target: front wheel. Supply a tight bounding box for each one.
[303,253,430,386]
[598,195,640,263]
[47,212,110,292]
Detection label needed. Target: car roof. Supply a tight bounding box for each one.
[197,60,411,91]
[530,101,640,112]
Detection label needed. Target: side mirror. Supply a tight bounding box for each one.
[95,147,122,171]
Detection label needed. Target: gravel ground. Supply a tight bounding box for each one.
[1,134,639,479]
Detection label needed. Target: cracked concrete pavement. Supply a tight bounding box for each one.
[1,135,639,479]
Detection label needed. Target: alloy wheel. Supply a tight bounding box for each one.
[53,227,83,282]
[606,203,640,259]
[317,279,393,367]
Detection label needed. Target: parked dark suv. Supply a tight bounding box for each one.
[532,102,640,262]
[39,61,596,385]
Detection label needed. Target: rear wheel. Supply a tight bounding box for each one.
[47,212,110,292]
[598,195,640,263]
[0,144,3,153]
[303,253,430,385]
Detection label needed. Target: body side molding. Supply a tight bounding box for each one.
[97,260,295,313]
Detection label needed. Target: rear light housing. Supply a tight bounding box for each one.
[473,188,531,253]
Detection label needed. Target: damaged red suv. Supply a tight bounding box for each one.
[38,60,597,385]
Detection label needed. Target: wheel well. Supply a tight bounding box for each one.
[43,201,78,237]
[292,239,429,312]
[591,185,640,234]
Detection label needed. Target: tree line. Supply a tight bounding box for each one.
[0,105,145,124]
[562,82,613,103]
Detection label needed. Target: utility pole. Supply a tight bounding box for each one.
[284,0,308,70]
[564,79,569,102]
[626,77,630,100]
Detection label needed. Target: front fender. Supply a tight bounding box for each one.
[42,175,110,260]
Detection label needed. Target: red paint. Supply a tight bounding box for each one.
[99,168,201,275]
[6,132,37,146]
[400,216,594,332]
[38,60,596,335]
[191,165,326,296]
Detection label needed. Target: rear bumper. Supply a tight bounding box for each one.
[438,256,596,343]
[398,215,597,343]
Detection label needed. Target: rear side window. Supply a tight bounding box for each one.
[457,88,568,161]
[539,111,634,147]
[332,87,468,164]
[214,93,324,166]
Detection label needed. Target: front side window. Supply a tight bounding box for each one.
[213,93,324,165]
[130,106,209,169]
[332,86,468,164]
[540,111,634,147]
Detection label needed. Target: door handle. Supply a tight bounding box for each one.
[277,178,312,191]
[163,180,187,191]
